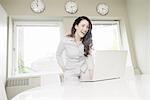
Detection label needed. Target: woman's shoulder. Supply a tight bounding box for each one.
[63,35,74,42]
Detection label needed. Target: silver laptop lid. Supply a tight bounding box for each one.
[80,50,127,82]
[92,50,127,81]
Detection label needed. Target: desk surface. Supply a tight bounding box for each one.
[12,77,147,100]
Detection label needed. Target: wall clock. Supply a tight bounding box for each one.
[96,3,109,16]
[65,1,78,14]
[31,0,45,13]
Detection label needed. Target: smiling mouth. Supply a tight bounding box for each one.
[81,32,86,35]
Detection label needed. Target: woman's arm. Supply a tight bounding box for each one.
[56,39,65,73]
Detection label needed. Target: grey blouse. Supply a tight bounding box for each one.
[56,36,93,73]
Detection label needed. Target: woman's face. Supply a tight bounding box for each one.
[75,19,89,38]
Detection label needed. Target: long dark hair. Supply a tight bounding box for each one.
[68,16,93,57]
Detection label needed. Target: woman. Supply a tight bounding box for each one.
[56,16,94,83]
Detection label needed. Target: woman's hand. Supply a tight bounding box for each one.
[89,69,93,80]
[80,69,93,81]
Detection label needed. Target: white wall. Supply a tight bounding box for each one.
[0,3,8,100]
[126,0,150,74]
[148,0,150,74]
[0,3,7,84]
[1,0,128,17]
[0,79,7,100]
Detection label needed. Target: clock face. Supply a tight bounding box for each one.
[31,0,45,13]
[96,3,109,16]
[65,1,78,14]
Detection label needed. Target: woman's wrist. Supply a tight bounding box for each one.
[89,69,93,80]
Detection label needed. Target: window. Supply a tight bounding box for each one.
[11,21,62,77]
[92,20,132,67]
[92,21,121,50]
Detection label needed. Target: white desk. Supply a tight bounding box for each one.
[12,78,143,100]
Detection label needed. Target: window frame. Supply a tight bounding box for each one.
[92,20,123,50]
[8,20,63,77]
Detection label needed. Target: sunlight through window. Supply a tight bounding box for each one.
[92,21,121,50]
[13,21,62,76]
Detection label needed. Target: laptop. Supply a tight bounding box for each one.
[81,50,127,82]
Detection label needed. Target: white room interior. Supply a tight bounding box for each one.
[0,0,150,100]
